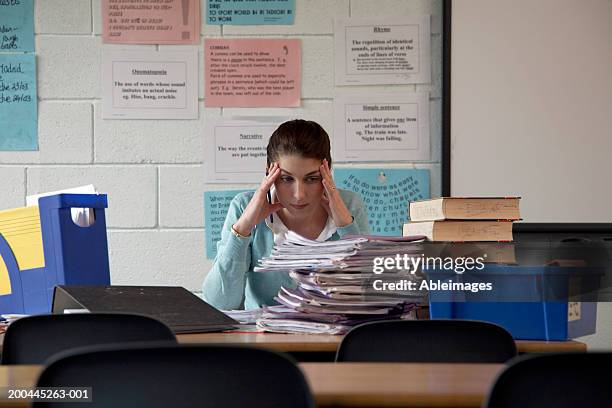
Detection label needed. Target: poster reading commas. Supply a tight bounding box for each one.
[102,0,201,44]
[335,16,431,85]
[205,39,301,107]
[334,168,430,236]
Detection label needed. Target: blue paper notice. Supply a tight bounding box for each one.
[204,190,250,259]
[334,168,430,236]
[0,53,37,151]
[207,0,295,25]
[0,0,34,52]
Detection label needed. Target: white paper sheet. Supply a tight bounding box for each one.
[334,16,431,85]
[102,49,198,119]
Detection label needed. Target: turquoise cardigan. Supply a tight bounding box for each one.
[202,190,370,310]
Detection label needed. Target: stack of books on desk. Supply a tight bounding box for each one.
[253,232,427,334]
[403,197,521,242]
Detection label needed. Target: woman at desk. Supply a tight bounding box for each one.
[202,119,370,310]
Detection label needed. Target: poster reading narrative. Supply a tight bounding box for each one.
[205,39,301,107]
[334,92,430,162]
[0,0,34,52]
[335,16,431,85]
[206,0,295,25]
[334,168,430,236]
[102,49,198,119]
[102,0,201,44]
[205,119,280,183]
[0,53,37,150]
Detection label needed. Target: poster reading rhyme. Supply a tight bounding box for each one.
[102,0,201,44]
[333,168,430,236]
[205,39,301,107]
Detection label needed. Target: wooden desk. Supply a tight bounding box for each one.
[0,363,504,408]
[177,331,587,354]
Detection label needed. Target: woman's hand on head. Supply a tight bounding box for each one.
[320,159,354,228]
[233,162,284,236]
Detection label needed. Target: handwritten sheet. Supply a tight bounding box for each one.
[335,16,431,85]
[334,91,430,162]
[0,0,34,52]
[205,38,300,107]
[333,168,430,236]
[0,53,37,150]
[204,190,249,259]
[102,49,199,119]
[101,0,201,44]
[206,0,295,25]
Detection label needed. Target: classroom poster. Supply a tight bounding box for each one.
[0,53,37,150]
[334,17,431,85]
[207,0,295,25]
[0,0,34,52]
[334,92,430,162]
[204,190,250,259]
[333,168,430,236]
[101,0,201,44]
[205,119,280,183]
[102,49,199,119]
[205,39,301,107]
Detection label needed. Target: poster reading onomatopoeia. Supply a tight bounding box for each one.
[0,53,37,151]
[204,190,249,259]
[207,0,295,25]
[334,92,430,162]
[335,16,431,85]
[205,119,281,183]
[0,0,34,52]
[333,168,430,236]
[205,38,301,107]
[102,49,198,120]
[102,0,201,44]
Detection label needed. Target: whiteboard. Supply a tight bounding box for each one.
[450,0,612,223]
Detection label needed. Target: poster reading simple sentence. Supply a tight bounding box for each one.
[102,49,198,120]
[333,168,430,236]
[334,92,430,162]
[0,53,37,151]
[204,190,249,259]
[205,119,280,183]
[205,39,300,107]
[335,17,430,85]
[0,0,34,52]
[207,0,295,25]
[102,0,200,44]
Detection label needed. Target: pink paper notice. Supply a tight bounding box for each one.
[205,39,301,107]
[102,0,200,44]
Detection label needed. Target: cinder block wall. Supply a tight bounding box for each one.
[0,0,443,292]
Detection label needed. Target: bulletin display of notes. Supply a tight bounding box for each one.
[334,168,430,236]
[0,0,34,52]
[204,190,250,259]
[101,0,201,44]
[0,53,37,151]
[206,0,295,25]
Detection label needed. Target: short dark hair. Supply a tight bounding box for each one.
[266,119,332,168]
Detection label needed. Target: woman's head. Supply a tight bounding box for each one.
[267,120,331,219]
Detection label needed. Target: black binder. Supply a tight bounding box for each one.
[52,285,238,333]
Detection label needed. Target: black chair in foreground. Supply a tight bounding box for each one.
[484,352,612,408]
[1,313,176,364]
[34,344,315,408]
[336,319,517,363]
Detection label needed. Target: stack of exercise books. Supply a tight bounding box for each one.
[253,231,427,334]
[403,197,521,242]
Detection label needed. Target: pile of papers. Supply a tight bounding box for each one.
[254,232,427,334]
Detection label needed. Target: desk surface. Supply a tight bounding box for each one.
[176,331,587,353]
[0,363,504,408]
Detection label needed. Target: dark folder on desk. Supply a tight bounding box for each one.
[52,285,238,333]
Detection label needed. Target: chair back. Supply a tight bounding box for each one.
[1,313,176,364]
[485,353,612,408]
[336,319,517,362]
[35,345,315,408]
